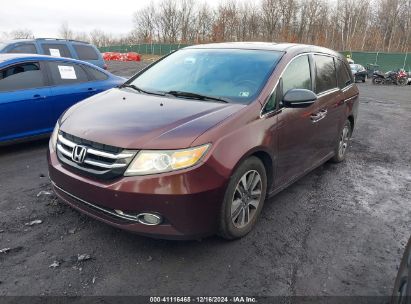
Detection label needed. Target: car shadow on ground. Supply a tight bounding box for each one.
[0,138,49,156]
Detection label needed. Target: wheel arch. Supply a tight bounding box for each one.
[230,148,275,193]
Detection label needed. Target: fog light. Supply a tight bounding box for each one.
[137,213,162,226]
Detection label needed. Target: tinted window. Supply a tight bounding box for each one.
[83,65,108,80]
[73,45,99,60]
[0,62,45,92]
[314,55,337,94]
[282,55,312,94]
[336,59,352,88]
[47,62,89,85]
[8,43,37,54]
[41,44,72,58]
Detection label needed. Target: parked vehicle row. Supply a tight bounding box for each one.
[0,38,106,69]
[47,42,359,240]
[0,54,124,144]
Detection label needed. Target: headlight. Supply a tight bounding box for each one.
[124,144,210,176]
[50,122,60,150]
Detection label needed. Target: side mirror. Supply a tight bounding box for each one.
[283,89,318,108]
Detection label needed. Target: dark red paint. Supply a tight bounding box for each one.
[48,43,359,239]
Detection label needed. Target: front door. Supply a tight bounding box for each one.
[274,54,318,187]
[0,61,52,142]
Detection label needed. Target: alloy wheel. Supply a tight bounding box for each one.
[338,125,350,159]
[230,170,262,229]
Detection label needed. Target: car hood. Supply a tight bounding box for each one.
[60,88,245,149]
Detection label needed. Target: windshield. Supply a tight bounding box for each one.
[129,48,283,104]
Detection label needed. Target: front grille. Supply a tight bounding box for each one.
[56,131,136,180]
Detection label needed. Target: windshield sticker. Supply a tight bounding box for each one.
[239,91,250,97]
[49,48,61,57]
[58,65,77,79]
[184,57,196,65]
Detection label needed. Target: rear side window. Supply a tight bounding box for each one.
[8,43,37,54]
[41,44,72,58]
[73,45,99,60]
[83,65,108,80]
[335,59,352,88]
[47,61,89,85]
[0,62,45,92]
[314,55,337,94]
[282,55,312,94]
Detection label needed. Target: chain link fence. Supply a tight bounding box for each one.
[341,51,410,72]
[100,44,410,72]
[99,43,191,56]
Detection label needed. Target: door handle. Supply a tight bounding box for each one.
[311,109,327,123]
[87,88,97,92]
[33,94,46,100]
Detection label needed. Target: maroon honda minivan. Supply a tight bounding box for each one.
[48,42,359,240]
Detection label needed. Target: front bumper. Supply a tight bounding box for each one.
[48,148,228,240]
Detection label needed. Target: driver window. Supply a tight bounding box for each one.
[282,55,312,95]
[0,62,45,92]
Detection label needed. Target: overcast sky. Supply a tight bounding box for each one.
[0,0,222,38]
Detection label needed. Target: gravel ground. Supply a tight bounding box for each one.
[0,63,410,299]
[106,60,151,78]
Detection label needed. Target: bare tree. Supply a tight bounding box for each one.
[180,0,196,42]
[121,0,411,52]
[193,2,214,43]
[133,1,158,43]
[10,29,34,39]
[89,29,115,47]
[157,0,181,43]
[59,22,74,39]
[261,0,282,41]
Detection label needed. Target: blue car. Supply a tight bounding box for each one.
[0,54,124,144]
[0,38,106,69]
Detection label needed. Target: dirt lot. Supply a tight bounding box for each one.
[0,62,410,299]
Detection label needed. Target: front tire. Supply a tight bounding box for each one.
[218,157,267,240]
[330,120,352,163]
[372,77,384,85]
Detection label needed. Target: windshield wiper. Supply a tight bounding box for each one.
[119,84,165,96]
[165,90,230,103]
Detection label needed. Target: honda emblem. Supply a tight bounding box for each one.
[72,145,87,164]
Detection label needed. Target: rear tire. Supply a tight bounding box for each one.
[330,120,352,163]
[218,156,267,240]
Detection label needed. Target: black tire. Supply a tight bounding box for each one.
[218,156,267,240]
[362,78,365,83]
[330,120,352,163]
[397,77,407,86]
[372,77,383,85]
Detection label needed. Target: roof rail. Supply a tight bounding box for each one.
[35,38,90,44]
